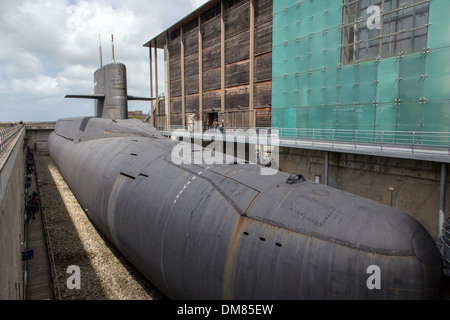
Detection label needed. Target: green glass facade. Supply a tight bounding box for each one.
[271,0,450,145]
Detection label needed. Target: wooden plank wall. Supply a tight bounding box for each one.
[202,6,221,112]
[167,0,272,127]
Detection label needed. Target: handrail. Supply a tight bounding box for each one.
[443,218,450,262]
[158,125,450,149]
[0,125,24,155]
[441,217,450,276]
[157,125,450,162]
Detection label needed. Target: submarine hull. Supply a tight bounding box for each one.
[47,117,443,299]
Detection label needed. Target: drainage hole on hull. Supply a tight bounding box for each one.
[260,237,266,241]
[139,173,149,178]
[243,232,249,236]
[130,153,138,156]
[276,243,282,247]
[120,172,136,180]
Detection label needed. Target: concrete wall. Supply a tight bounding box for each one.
[25,128,53,152]
[0,129,26,299]
[279,147,450,240]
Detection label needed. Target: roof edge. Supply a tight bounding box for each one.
[143,0,220,48]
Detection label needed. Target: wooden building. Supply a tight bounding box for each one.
[144,0,272,130]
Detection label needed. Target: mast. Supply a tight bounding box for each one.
[111,34,115,63]
[99,34,103,67]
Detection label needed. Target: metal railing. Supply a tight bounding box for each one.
[277,128,450,149]
[440,217,450,277]
[158,125,450,161]
[158,125,450,148]
[0,125,24,155]
[443,218,450,260]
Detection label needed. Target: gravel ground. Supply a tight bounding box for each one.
[34,152,166,300]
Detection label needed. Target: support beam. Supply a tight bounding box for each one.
[149,45,154,126]
[165,33,171,128]
[181,26,185,127]
[249,0,255,128]
[324,151,329,186]
[438,163,448,240]
[154,45,159,115]
[198,15,203,125]
[220,0,225,113]
[149,46,153,101]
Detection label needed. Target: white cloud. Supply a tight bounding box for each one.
[191,0,210,10]
[0,0,209,121]
[3,53,43,78]
[11,75,63,98]
[2,1,68,60]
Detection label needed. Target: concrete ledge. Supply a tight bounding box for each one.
[0,128,26,201]
[0,127,26,299]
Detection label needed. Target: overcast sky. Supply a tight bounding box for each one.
[0,0,209,122]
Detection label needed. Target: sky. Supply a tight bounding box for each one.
[0,0,209,122]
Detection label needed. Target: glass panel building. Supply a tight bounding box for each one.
[145,0,449,146]
[272,0,450,145]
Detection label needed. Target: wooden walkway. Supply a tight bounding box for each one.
[25,156,54,300]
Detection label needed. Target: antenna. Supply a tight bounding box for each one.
[99,34,103,67]
[111,34,115,63]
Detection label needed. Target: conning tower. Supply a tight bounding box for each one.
[65,35,152,119]
[94,62,128,119]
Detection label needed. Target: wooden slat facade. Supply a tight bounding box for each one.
[147,0,273,128]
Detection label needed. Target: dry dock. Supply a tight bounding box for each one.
[28,151,165,300]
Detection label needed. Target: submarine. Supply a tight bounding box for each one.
[48,61,443,300]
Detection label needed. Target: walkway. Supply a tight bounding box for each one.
[25,149,54,300]
[159,127,450,163]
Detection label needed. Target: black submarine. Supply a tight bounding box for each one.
[48,60,443,299]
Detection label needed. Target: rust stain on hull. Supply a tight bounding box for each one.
[223,215,247,300]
